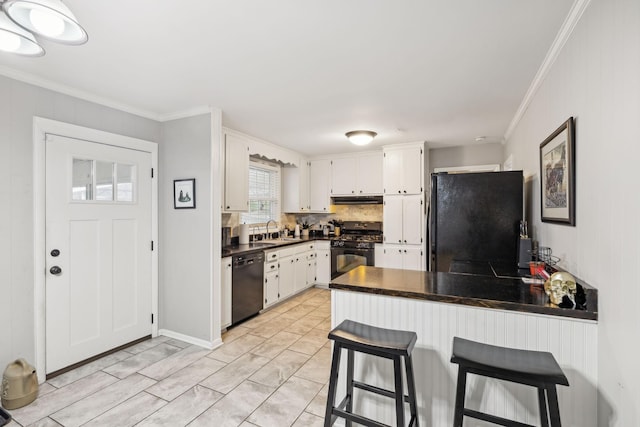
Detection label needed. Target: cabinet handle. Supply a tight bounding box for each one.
[360,190,363,193]
[404,240,407,243]
[226,206,230,209]
[398,239,402,243]
[351,190,355,194]
[398,190,401,194]
[404,250,407,253]
[325,253,329,257]
[270,265,276,269]
[403,190,407,194]
[398,249,402,253]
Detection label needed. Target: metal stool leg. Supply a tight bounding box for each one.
[546,385,562,427]
[538,387,550,427]
[393,355,405,427]
[453,366,467,427]
[404,354,419,427]
[324,343,343,427]
[345,349,354,427]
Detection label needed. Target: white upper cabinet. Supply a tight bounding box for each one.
[282,157,310,213]
[358,152,383,195]
[224,133,249,211]
[309,159,332,212]
[331,152,383,196]
[383,194,423,245]
[331,157,357,195]
[383,144,424,195]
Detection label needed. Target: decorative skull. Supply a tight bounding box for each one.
[544,271,577,307]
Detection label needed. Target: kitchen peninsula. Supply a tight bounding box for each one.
[329,266,598,426]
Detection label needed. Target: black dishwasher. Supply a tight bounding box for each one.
[232,251,264,325]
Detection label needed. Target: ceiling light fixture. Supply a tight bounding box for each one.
[346,130,377,146]
[0,12,43,55]
[0,0,87,56]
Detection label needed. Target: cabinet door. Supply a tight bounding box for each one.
[316,249,331,284]
[309,159,332,212]
[279,256,295,299]
[294,253,308,293]
[403,195,424,245]
[221,257,232,328]
[403,247,424,271]
[264,270,279,308]
[299,159,310,211]
[331,157,357,195]
[402,146,423,195]
[383,149,403,195]
[224,134,249,211]
[384,246,404,269]
[357,152,383,195]
[306,256,317,287]
[374,244,385,268]
[383,196,404,244]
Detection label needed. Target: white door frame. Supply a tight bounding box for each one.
[33,117,159,382]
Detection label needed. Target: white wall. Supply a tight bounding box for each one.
[503,0,640,424]
[159,113,219,345]
[429,142,504,173]
[0,75,160,374]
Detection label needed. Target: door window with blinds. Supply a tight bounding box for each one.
[71,158,135,203]
[241,161,281,224]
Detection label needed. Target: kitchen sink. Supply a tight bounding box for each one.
[248,242,277,248]
[263,237,301,244]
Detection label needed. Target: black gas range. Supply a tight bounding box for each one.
[331,221,383,248]
[331,221,382,278]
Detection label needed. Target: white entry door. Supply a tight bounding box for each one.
[45,134,153,373]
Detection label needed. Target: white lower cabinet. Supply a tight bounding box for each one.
[279,255,296,301]
[264,270,279,307]
[315,241,331,285]
[263,242,317,309]
[381,245,424,271]
[221,257,232,329]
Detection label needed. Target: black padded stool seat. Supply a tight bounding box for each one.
[324,320,419,427]
[450,337,569,427]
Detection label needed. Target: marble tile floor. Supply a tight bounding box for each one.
[6,288,337,427]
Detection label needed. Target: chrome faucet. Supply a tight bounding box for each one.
[266,219,277,240]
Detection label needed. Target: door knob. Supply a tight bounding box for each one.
[50,266,62,275]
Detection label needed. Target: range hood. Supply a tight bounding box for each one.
[331,196,383,205]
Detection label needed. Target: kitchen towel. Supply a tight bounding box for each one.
[239,224,250,244]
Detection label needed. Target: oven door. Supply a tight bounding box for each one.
[331,247,374,279]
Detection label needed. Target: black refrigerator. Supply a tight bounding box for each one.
[430,171,523,272]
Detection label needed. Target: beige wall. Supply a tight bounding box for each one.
[503,0,640,424]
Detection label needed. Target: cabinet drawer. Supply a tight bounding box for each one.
[265,250,279,263]
[265,261,279,273]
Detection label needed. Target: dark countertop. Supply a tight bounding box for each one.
[329,266,598,321]
[222,235,332,257]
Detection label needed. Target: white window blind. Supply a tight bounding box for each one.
[241,161,280,225]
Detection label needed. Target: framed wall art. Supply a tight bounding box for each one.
[174,178,196,209]
[539,117,575,225]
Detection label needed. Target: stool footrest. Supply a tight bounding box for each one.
[464,408,537,427]
[353,380,413,404]
[333,407,391,427]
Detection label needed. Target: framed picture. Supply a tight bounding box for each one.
[174,179,196,209]
[539,117,575,225]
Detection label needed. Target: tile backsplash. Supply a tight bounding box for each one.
[222,204,382,236]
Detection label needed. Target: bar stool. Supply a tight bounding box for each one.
[450,337,569,427]
[324,319,419,427]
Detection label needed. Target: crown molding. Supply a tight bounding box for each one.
[157,106,213,122]
[504,0,592,141]
[0,65,217,123]
[0,65,162,121]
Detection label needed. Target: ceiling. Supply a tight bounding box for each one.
[0,0,574,155]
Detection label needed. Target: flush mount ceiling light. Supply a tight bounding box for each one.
[346,130,377,146]
[0,0,87,56]
[0,12,43,55]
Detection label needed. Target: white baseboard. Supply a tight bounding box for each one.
[158,329,223,350]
